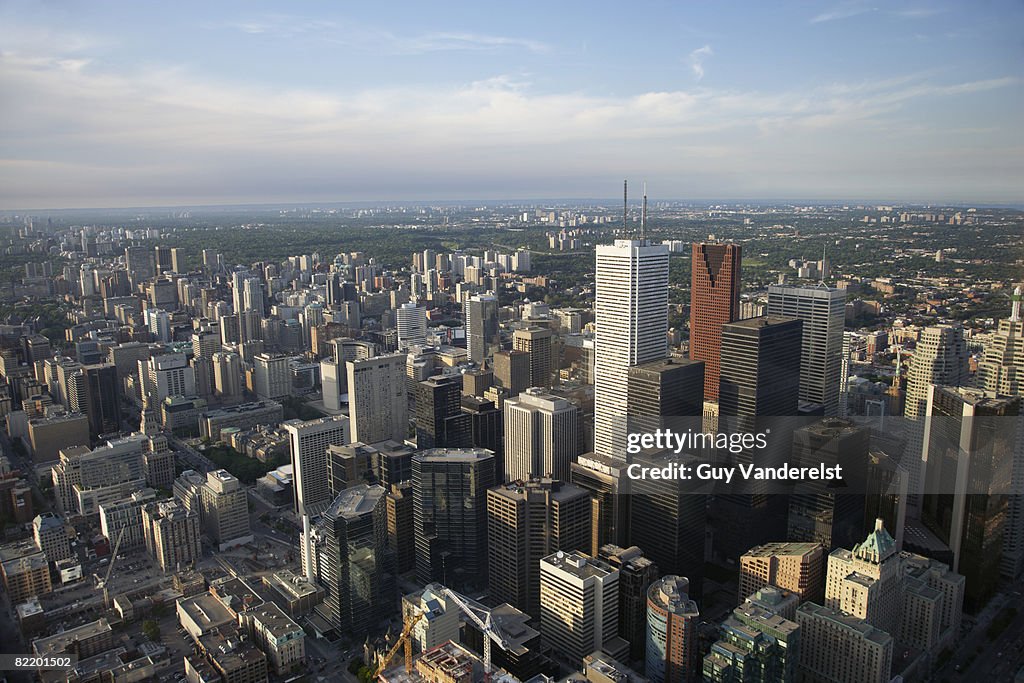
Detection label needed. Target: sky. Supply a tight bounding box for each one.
[1,0,1022,209]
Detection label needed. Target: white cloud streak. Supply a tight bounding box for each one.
[688,45,713,81]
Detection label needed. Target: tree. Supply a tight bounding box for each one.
[142,619,161,642]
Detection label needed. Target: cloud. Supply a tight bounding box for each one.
[688,45,713,81]
[0,36,1020,207]
[810,5,876,24]
[221,15,549,55]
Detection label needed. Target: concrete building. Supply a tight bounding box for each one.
[212,352,244,402]
[201,469,254,550]
[27,411,90,463]
[140,353,196,403]
[262,569,325,618]
[1,544,52,604]
[513,326,554,388]
[240,602,305,676]
[283,415,351,517]
[141,499,201,572]
[33,618,114,660]
[503,388,581,482]
[739,542,825,605]
[32,512,72,564]
[348,352,408,443]
[254,353,290,400]
[403,583,462,653]
[766,284,846,416]
[99,488,158,551]
[796,602,892,683]
[51,434,148,516]
[200,400,284,442]
[397,302,428,351]
[487,479,591,618]
[539,550,626,667]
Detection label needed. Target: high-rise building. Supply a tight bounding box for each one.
[703,601,800,683]
[594,239,669,459]
[462,365,494,398]
[628,452,707,599]
[305,484,393,633]
[79,364,122,439]
[795,602,892,683]
[125,245,156,286]
[347,352,408,444]
[690,242,741,402]
[283,416,351,517]
[921,387,1020,606]
[141,499,201,572]
[539,550,626,666]
[976,286,1024,396]
[787,418,870,552]
[486,479,591,618]
[415,376,471,449]
[513,327,554,388]
[494,350,531,397]
[385,482,415,574]
[626,357,704,435]
[766,284,846,416]
[199,470,254,551]
[413,448,495,589]
[571,453,630,555]
[32,513,72,564]
[99,489,157,552]
[503,388,581,482]
[403,584,461,654]
[903,325,968,508]
[139,353,196,403]
[211,352,243,402]
[465,293,500,364]
[739,542,825,605]
[396,302,428,351]
[254,353,290,400]
[598,545,660,663]
[645,575,700,683]
[715,316,802,561]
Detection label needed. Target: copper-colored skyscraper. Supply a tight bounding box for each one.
[689,243,741,400]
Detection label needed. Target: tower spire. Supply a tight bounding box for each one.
[641,181,647,241]
[623,179,628,235]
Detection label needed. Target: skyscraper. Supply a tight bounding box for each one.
[645,575,700,683]
[787,418,870,552]
[347,352,408,443]
[690,242,741,402]
[493,349,531,397]
[539,550,626,666]
[503,388,581,482]
[598,545,660,663]
[766,283,846,416]
[415,376,471,449]
[903,325,968,509]
[626,357,704,435]
[486,479,591,618]
[283,416,351,516]
[396,302,428,350]
[412,448,495,588]
[921,387,1020,606]
[594,239,669,459]
[512,327,554,389]
[305,484,394,633]
[465,293,500,364]
[976,286,1023,396]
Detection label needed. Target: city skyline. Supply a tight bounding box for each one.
[2,1,1023,209]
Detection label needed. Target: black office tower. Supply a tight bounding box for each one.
[415,376,472,449]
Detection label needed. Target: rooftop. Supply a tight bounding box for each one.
[33,618,112,656]
[542,550,615,580]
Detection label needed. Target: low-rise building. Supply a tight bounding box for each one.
[33,618,114,659]
[240,603,305,675]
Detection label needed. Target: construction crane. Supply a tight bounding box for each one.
[374,610,424,676]
[97,527,126,610]
[439,587,511,676]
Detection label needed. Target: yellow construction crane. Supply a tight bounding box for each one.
[374,610,424,677]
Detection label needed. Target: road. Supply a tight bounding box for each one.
[933,577,1024,681]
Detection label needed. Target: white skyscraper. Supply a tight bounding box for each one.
[594,240,669,460]
[396,302,428,350]
[347,352,408,443]
[766,283,846,416]
[284,415,350,516]
[503,388,580,482]
[903,325,968,509]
